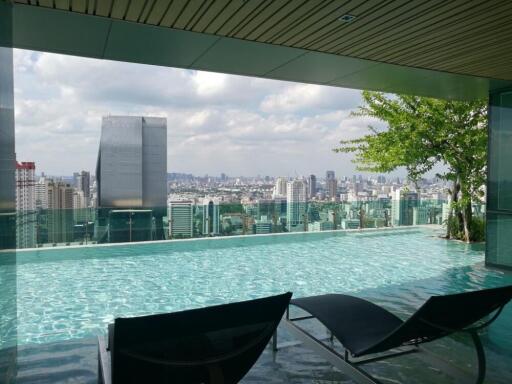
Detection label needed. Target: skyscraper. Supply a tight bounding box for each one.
[47,181,74,244]
[325,170,337,200]
[73,190,89,224]
[15,161,36,248]
[72,172,80,188]
[391,189,419,226]
[272,177,288,198]
[168,200,194,238]
[96,116,167,240]
[35,177,49,209]
[202,198,220,236]
[77,170,90,206]
[286,179,307,232]
[308,174,317,199]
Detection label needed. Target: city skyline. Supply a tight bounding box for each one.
[14,157,455,249]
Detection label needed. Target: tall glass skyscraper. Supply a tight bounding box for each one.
[202,198,220,236]
[325,170,337,200]
[391,189,419,226]
[96,116,167,241]
[308,174,317,199]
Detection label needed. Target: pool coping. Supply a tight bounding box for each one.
[8,225,443,254]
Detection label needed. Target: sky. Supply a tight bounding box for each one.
[13,48,395,178]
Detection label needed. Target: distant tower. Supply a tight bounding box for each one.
[73,189,89,225]
[391,189,419,226]
[202,198,220,236]
[308,174,317,198]
[96,116,167,241]
[47,181,74,244]
[15,161,36,248]
[286,179,307,232]
[169,200,194,238]
[72,172,80,188]
[77,170,91,206]
[272,177,288,198]
[35,177,49,210]
[325,170,338,200]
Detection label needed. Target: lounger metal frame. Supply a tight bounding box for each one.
[275,305,505,384]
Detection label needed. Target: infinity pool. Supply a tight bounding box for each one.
[2,227,512,383]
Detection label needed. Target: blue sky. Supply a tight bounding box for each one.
[13,48,394,178]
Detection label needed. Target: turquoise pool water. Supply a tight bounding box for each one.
[2,227,512,383]
[2,227,509,343]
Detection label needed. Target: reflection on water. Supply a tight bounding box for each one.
[2,228,512,383]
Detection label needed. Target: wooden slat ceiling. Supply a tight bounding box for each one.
[14,0,512,81]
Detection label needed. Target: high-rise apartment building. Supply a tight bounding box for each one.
[96,116,167,240]
[73,190,89,224]
[272,177,288,198]
[286,179,307,232]
[327,178,338,200]
[35,177,49,209]
[168,200,193,238]
[326,170,337,200]
[15,161,36,248]
[72,172,80,188]
[47,181,74,244]
[308,174,317,199]
[391,189,419,226]
[77,170,91,205]
[202,198,220,236]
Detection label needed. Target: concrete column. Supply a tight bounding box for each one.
[487,89,512,269]
[0,2,17,382]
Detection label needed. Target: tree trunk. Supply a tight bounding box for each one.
[446,179,461,239]
[462,200,473,243]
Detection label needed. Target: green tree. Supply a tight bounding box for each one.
[334,91,487,242]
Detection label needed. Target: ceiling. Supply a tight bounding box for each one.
[8,0,512,100]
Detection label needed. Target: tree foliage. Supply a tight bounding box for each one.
[334,91,487,242]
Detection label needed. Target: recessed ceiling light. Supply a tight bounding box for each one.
[339,14,356,23]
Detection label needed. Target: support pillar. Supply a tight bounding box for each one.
[0,2,17,382]
[487,89,512,268]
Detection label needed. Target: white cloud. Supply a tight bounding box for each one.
[260,84,361,114]
[192,71,227,96]
[13,48,395,178]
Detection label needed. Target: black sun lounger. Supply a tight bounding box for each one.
[98,292,292,384]
[279,286,512,384]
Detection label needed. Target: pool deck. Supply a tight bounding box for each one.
[13,323,472,384]
[12,277,512,384]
